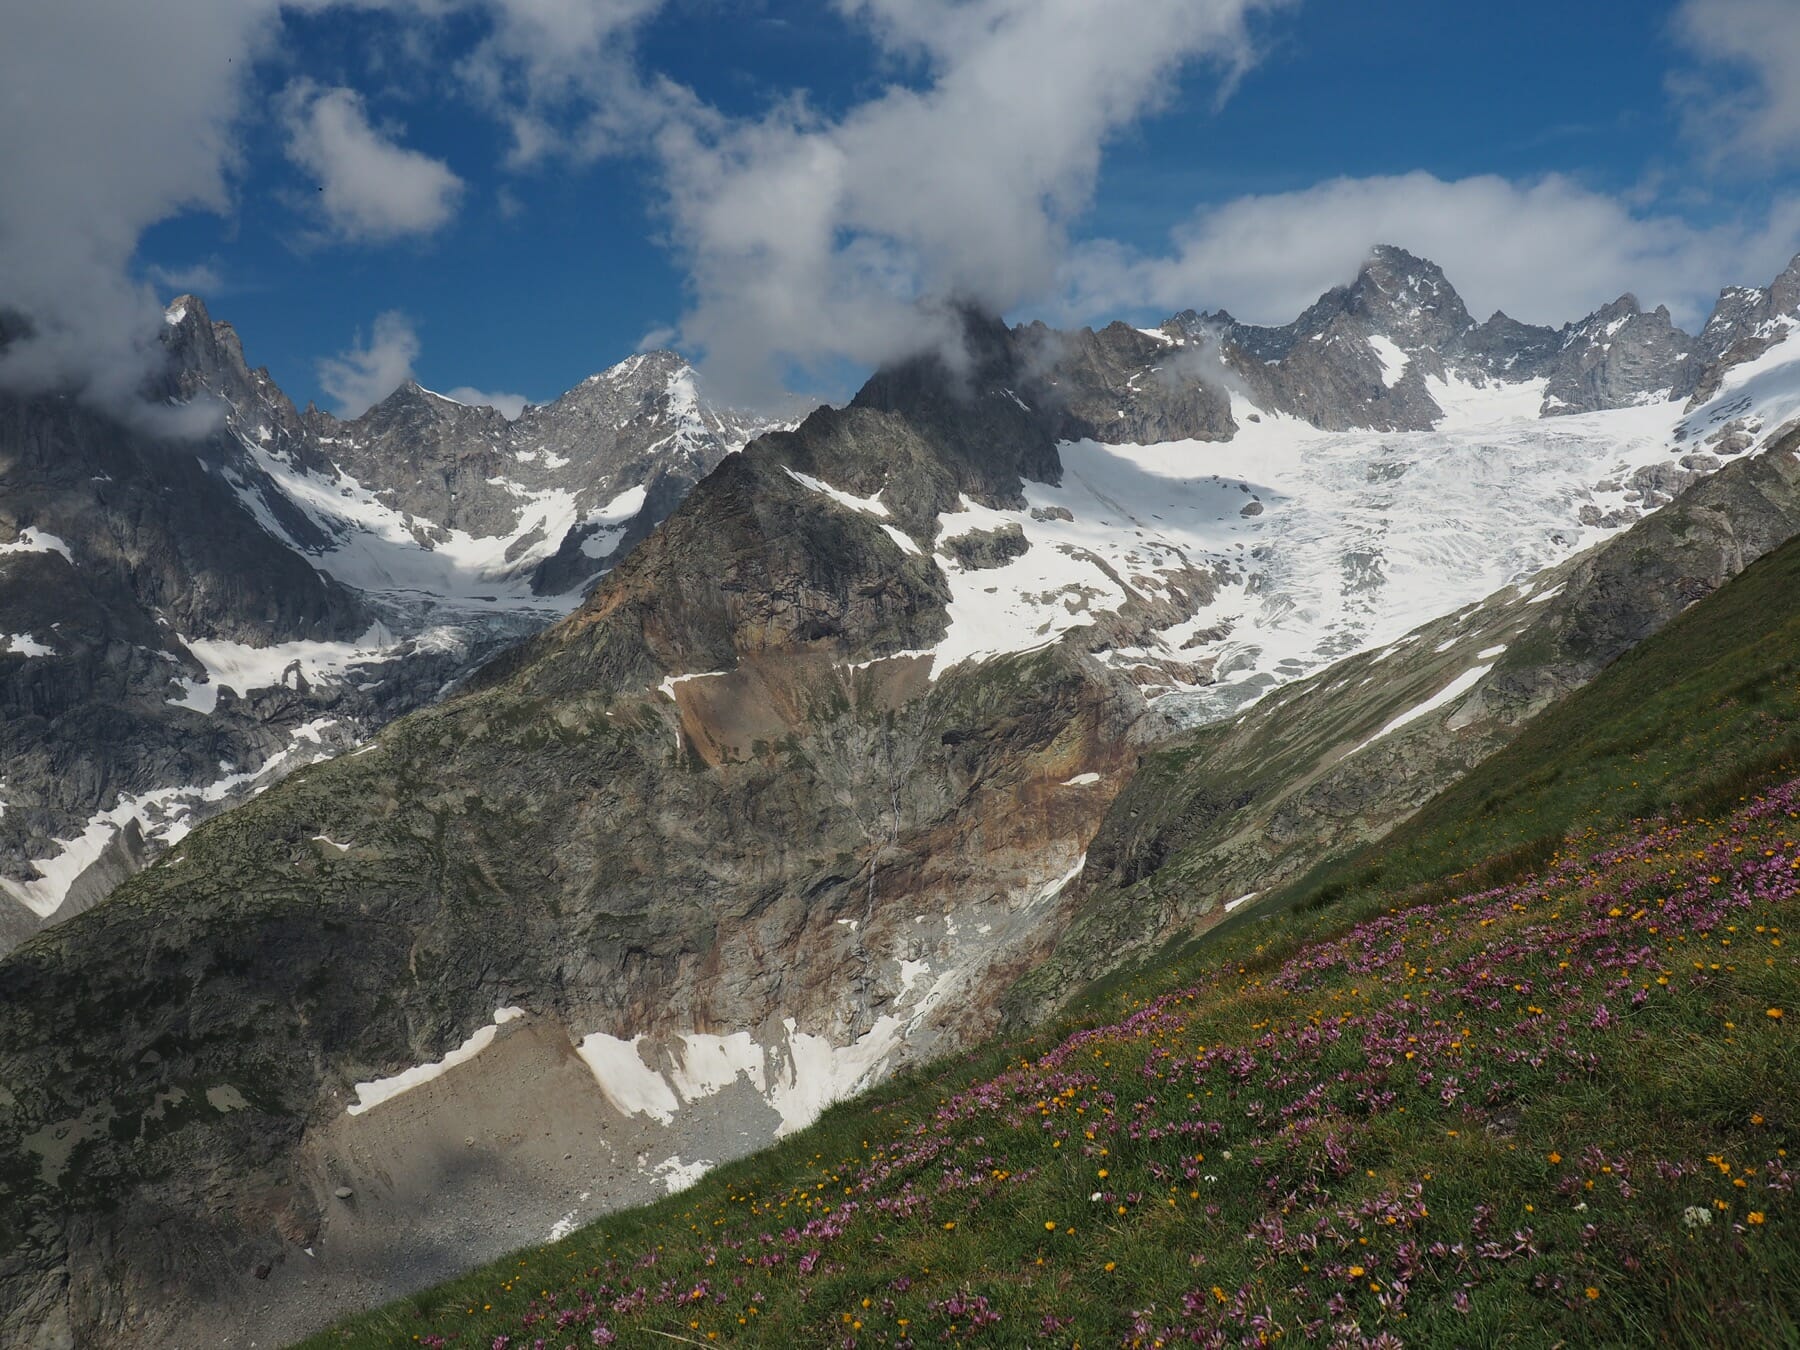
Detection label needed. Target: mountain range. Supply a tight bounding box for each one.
[2,246,1799,1346]
[0,302,771,952]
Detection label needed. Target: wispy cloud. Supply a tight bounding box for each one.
[452,0,674,165]
[1671,0,1800,168]
[317,310,421,415]
[144,261,227,296]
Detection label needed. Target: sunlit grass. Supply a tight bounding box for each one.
[303,769,1799,1348]
[301,542,1800,1349]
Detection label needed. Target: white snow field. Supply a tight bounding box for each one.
[810,328,1800,725]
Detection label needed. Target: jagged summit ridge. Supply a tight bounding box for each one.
[0,301,781,953]
[1301,243,1476,351]
[1159,244,1800,425]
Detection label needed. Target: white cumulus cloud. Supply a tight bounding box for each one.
[0,0,286,417]
[1060,172,1800,331]
[283,81,464,241]
[653,0,1295,402]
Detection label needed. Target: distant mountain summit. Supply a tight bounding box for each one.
[1165,244,1800,426]
[0,300,775,951]
[162,295,770,601]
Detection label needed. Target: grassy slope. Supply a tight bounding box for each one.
[1257,506,1800,934]
[301,541,1800,1350]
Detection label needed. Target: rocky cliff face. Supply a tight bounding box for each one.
[0,300,774,953]
[1540,296,1699,414]
[0,321,1154,1348]
[1007,421,1800,1025]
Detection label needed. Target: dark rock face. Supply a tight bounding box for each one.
[943,522,1029,570]
[320,382,518,538]
[0,330,1149,1348]
[833,309,1065,537]
[1541,296,1699,414]
[1023,321,1238,445]
[1458,310,1565,379]
[0,299,774,953]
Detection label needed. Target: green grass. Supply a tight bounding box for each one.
[301,776,1800,1349]
[1281,530,1800,918]
[299,541,1800,1350]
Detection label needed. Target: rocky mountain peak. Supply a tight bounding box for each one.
[160,292,208,331]
[1456,309,1564,378]
[1305,243,1476,351]
[1583,292,1640,326]
[841,307,1063,518]
[1703,285,1770,344]
[855,305,1020,404]
[1357,243,1463,305]
[607,347,689,384]
[1543,293,1697,415]
[158,294,258,405]
[534,349,693,425]
[1699,253,1800,354]
[1564,294,1688,344]
[352,378,508,437]
[1771,251,1800,312]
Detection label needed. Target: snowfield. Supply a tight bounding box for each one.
[862,334,1800,725]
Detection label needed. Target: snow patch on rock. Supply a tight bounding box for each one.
[0,528,74,563]
[346,1007,526,1115]
[1368,335,1410,387]
[1351,664,1494,756]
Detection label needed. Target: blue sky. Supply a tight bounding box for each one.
[7,0,1800,417]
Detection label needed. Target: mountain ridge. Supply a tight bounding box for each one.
[5,245,1800,1342]
[0,301,777,952]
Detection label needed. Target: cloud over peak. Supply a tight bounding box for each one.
[655,0,1294,402]
[1061,171,1800,333]
[0,0,282,412]
[317,309,421,416]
